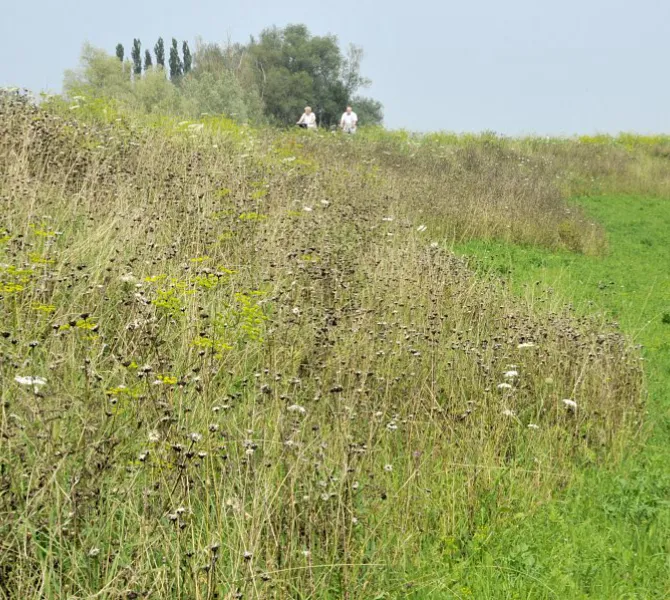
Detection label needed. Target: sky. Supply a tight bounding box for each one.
[1,0,669,135]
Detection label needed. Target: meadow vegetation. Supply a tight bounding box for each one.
[0,90,668,598]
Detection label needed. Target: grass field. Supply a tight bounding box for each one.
[0,91,669,598]
[453,194,670,599]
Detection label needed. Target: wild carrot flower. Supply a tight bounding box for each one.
[15,376,47,386]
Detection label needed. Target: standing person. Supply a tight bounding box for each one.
[340,106,358,134]
[296,106,317,130]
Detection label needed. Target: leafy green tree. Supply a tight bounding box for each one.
[115,43,124,62]
[133,68,179,113]
[154,37,165,68]
[351,96,384,126]
[248,24,371,126]
[191,39,265,122]
[182,41,192,74]
[131,39,142,76]
[64,43,133,102]
[144,49,153,71]
[179,70,249,119]
[169,38,183,81]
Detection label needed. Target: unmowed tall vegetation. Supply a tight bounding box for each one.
[1,90,670,597]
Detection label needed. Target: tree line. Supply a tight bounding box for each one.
[65,25,383,127]
[115,38,192,81]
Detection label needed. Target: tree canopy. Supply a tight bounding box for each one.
[66,25,383,127]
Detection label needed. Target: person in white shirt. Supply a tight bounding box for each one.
[340,106,358,133]
[296,106,317,130]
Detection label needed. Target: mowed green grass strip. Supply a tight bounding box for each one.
[444,195,670,599]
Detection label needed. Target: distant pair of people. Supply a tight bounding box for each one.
[296,105,358,133]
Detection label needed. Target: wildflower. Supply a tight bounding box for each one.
[119,274,136,283]
[291,307,301,316]
[187,123,204,132]
[381,217,394,222]
[148,430,160,443]
[303,206,313,212]
[497,383,513,390]
[502,409,516,417]
[302,550,311,558]
[320,200,330,206]
[417,225,427,233]
[189,432,203,443]
[562,399,578,410]
[88,547,100,557]
[384,464,393,472]
[517,342,536,349]
[503,370,518,379]
[430,242,439,248]
[15,376,47,387]
[527,423,540,430]
[243,551,253,561]
[287,404,306,415]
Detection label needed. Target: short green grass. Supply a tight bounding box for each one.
[447,194,670,599]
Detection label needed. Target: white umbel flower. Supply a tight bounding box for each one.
[15,376,47,387]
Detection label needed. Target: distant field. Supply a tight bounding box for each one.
[0,92,668,599]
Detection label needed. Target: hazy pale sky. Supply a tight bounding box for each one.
[1,0,668,134]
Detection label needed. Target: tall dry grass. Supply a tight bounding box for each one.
[0,93,646,598]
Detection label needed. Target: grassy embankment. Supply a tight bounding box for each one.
[0,92,668,598]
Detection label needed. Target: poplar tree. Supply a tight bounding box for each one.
[154,37,165,68]
[182,41,192,74]
[169,38,183,81]
[131,39,142,76]
[144,49,153,71]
